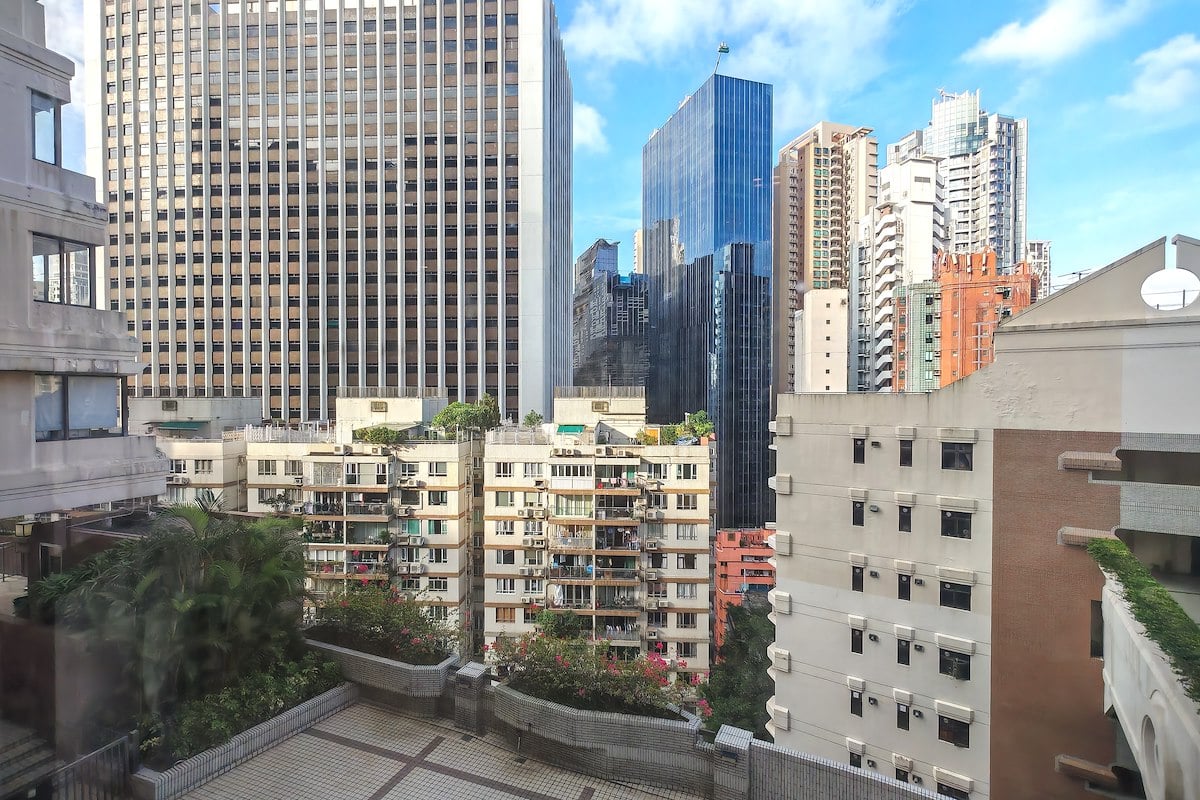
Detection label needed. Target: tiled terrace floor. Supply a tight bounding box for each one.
[181,703,704,800]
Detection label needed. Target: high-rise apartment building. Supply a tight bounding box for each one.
[481,388,711,682]
[84,0,572,423]
[889,91,1026,272]
[793,288,849,393]
[1024,239,1051,294]
[0,0,165,517]
[571,238,648,388]
[773,123,877,397]
[768,235,1200,800]
[643,73,772,528]
[713,528,773,650]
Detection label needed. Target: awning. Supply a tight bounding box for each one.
[152,420,204,430]
[557,424,585,434]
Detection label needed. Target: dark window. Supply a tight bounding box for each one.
[1090,600,1104,658]
[850,690,862,717]
[849,753,862,768]
[937,783,970,800]
[852,566,864,592]
[939,649,972,680]
[899,439,913,467]
[942,442,974,471]
[852,501,864,526]
[940,582,972,611]
[851,628,863,653]
[899,505,912,532]
[898,574,911,601]
[897,638,910,665]
[897,703,910,731]
[853,438,865,464]
[938,716,970,748]
[941,510,972,539]
[895,768,910,782]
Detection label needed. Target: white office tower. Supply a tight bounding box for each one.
[888,91,1026,272]
[84,0,572,422]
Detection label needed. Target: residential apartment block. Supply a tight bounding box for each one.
[713,528,773,650]
[792,288,849,393]
[1024,239,1052,295]
[769,235,1200,799]
[482,388,711,682]
[84,0,572,422]
[0,0,165,518]
[571,238,648,388]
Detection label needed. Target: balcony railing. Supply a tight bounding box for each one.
[594,568,639,581]
[551,535,594,549]
[549,565,592,579]
[345,502,392,517]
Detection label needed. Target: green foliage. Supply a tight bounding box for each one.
[155,654,341,760]
[683,410,714,438]
[355,426,405,445]
[1088,538,1200,707]
[430,394,501,431]
[701,601,774,739]
[490,632,698,718]
[523,410,545,428]
[535,609,583,639]
[659,424,680,445]
[307,586,455,665]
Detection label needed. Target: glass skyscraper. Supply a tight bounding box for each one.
[642,74,772,528]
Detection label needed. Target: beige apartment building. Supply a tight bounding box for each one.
[769,235,1200,800]
[84,0,572,422]
[481,388,711,682]
[0,0,165,518]
[772,122,877,398]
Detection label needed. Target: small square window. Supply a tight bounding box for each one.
[941,442,973,471]
[940,582,972,611]
[939,649,971,681]
[849,753,862,768]
[937,785,970,800]
[938,716,970,748]
[941,510,972,539]
[899,439,913,467]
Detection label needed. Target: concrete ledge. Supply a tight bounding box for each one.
[305,639,456,715]
[1059,451,1122,472]
[1058,526,1116,547]
[130,682,357,800]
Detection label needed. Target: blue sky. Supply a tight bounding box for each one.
[47,0,1200,285]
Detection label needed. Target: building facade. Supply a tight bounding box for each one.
[0,0,165,518]
[571,238,648,388]
[769,235,1200,799]
[713,527,773,650]
[793,288,849,393]
[773,123,877,398]
[481,388,711,683]
[1024,239,1051,295]
[642,73,772,528]
[84,0,572,422]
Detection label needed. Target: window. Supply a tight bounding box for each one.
[428,490,448,506]
[899,505,912,532]
[496,607,516,624]
[849,753,862,768]
[941,511,972,539]
[170,459,186,474]
[494,461,513,478]
[496,578,515,594]
[676,612,697,629]
[522,462,542,478]
[32,91,59,164]
[429,548,448,564]
[428,461,448,476]
[495,520,514,535]
[258,459,277,476]
[940,582,972,610]
[1090,599,1104,658]
[852,566,864,592]
[193,459,213,474]
[426,577,448,592]
[850,628,863,653]
[677,494,698,510]
[899,439,913,467]
[495,491,514,507]
[852,501,864,526]
[853,438,865,463]
[32,235,93,306]
[895,768,910,782]
[496,549,515,565]
[676,524,698,541]
[941,442,973,471]
[676,554,696,570]
[898,574,911,601]
[647,493,667,509]
[850,690,863,717]
[897,638,910,665]
[34,375,122,441]
[938,716,970,748]
[675,583,697,599]
[676,463,697,480]
[284,460,303,476]
[939,649,972,681]
[937,784,970,800]
[897,703,910,731]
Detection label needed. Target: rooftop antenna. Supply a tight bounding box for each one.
[714,42,730,74]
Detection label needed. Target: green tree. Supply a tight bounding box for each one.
[356,425,404,445]
[700,599,774,739]
[535,608,582,639]
[683,410,715,438]
[659,424,680,445]
[431,394,502,431]
[523,409,545,428]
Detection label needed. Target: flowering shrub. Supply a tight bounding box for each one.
[489,632,705,719]
[306,586,454,665]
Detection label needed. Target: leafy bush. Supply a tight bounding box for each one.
[659,424,680,445]
[431,394,501,431]
[1088,538,1200,707]
[701,601,773,738]
[306,586,455,665]
[489,632,702,719]
[683,410,714,438]
[522,410,544,428]
[147,654,342,763]
[535,609,583,639]
[356,426,406,445]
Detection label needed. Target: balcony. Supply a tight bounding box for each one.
[550,534,594,549]
[548,565,593,580]
[345,501,393,519]
[594,567,640,582]
[874,337,893,355]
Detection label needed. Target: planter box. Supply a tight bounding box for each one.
[305,638,457,714]
[491,683,711,796]
[131,682,357,800]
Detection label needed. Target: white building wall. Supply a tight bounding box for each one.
[793,289,848,393]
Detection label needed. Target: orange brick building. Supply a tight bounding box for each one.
[713,528,774,649]
[936,249,1040,386]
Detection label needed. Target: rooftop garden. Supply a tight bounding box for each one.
[305,585,458,666]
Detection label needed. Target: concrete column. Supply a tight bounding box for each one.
[713,725,753,800]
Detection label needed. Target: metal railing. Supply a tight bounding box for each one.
[345,502,391,517]
[6,736,132,800]
[594,568,639,581]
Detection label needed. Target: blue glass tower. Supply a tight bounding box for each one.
[642,74,773,528]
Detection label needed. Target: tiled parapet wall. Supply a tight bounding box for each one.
[305,640,456,714]
[748,740,940,800]
[490,683,713,796]
[130,682,358,800]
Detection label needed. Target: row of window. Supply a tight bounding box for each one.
[851,503,972,539]
[34,375,124,442]
[850,631,973,680]
[849,690,971,748]
[850,567,973,610]
[853,438,974,471]
[846,753,969,799]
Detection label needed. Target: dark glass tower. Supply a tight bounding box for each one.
[642,74,772,528]
[571,239,648,387]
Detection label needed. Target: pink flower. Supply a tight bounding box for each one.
[577,688,586,697]
[339,600,349,608]
[412,638,421,645]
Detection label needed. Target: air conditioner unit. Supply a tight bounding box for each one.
[913,578,925,586]
[913,643,925,652]
[534,479,547,489]
[646,599,663,609]
[407,535,425,546]
[646,510,664,522]
[646,629,659,640]
[369,446,383,455]
[643,570,659,581]
[522,536,545,547]
[517,508,533,519]
[643,480,662,491]
[533,566,546,577]
[333,445,348,455]
[521,596,534,604]
[518,566,533,576]
[401,477,422,488]
[395,505,412,517]
[180,477,191,485]
[659,600,672,608]
[293,476,304,485]
[394,564,410,575]
[552,448,567,457]
[633,499,648,510]
[290,505,304,514]
[533,508,547,519]
[644,541,659,551]
[410,563,426,574]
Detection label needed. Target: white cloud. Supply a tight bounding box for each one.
[573,101,609,153]
[41,0,86,101]
[562,0,902,132]
[965,0,1147,67]
[1110,34,1200,121]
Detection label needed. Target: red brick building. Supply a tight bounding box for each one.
[713,528,774,650]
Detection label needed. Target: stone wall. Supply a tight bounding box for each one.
[305,639,455,716]
[747,740,935,800]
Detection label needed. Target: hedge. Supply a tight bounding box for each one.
[1088,537,1200,707]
